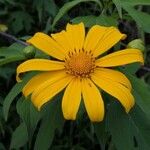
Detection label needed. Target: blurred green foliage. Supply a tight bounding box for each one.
[0,0,150,150]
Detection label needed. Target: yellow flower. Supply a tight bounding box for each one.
[16,23,144,122]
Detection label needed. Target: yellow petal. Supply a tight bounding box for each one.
[31,75,74,110]
[51,30,72,54]
[84,25,126,56]
[84,25,108,52]
[62,78,81,120]
[81,78,104,122]
[16,59,65,82]
[94,68,132,90]
[27,32,65,60]
[66,22,85,52]
[96,49,144,67]
[23,70,67,97]
[91,74,135,113]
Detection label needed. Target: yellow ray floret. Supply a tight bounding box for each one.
[91,72,135,113]
[62,78,82,120]
[31,75,74,110]
[84,25,126,57]
[16,59,65,82]
[27,32,65,60]
[23,70,66,97]
[94,68,132,90]
[96,49,144,67]
[81,78,104,122]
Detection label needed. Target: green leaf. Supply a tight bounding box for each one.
[71,15,96,27]
[33,0,57,23]
[0,43,26,66]
[123,6,150,33]
[0,65,15,80]
[126,74,150,118]
[121,0,150,6]
[106,101,134,150]
[112,0,122,18]
[3,73,35,121]
[94,121,109,150]
[16,97,40,136]
[10,122,28,149]
[52,0,102,28]
[130,105,150,149]
[103,76,150,150]
[120,63,141,75]
[9,11,34,33]
[119,0,150,33]
[3,83,25,121]
[34,95,64,150]
[96,15,117,27]
[71,15,117,27]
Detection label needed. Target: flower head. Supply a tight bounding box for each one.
[16,23,144,122]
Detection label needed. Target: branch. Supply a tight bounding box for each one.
[142,66,150,72]
[0,32,29,46]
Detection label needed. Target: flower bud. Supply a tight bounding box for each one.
[0,24,8,32]
[23,45,36,59]
[127,39,145,52]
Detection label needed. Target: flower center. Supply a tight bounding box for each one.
[65,49,95,77]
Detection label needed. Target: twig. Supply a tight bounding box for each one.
[142,66,150,72]
[0,32,29,46]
